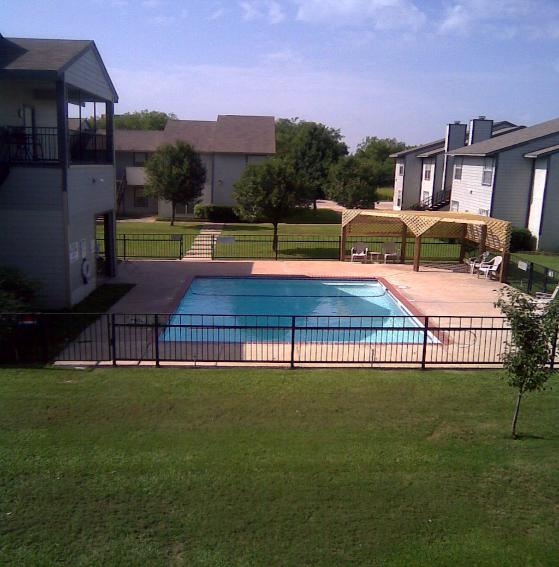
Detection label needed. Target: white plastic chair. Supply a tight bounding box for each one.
[351,243,368,262]
[535,284,559,306]
[477,255,503,279]
[383,242,398,263]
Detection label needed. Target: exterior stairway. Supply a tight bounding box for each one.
[408,189,451,211]
[183,224,224,259]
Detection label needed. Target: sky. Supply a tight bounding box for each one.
[3,0,559,149]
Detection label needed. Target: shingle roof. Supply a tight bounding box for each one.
[524,144,559,159]
[0,37,91,72]
[390,139,444,158]
[114,130,164,152]
[449,117,559,157]
[115,115,276,155]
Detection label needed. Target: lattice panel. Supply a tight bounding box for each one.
[400,214,440,237]
[347,215,404,236]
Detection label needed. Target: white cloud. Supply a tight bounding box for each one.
[438,0,559,38]
[239,0,286,24]
[294,0,426,31]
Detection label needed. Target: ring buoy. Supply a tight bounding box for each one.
[81,258,91,284]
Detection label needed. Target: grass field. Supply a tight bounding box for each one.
[1,367,558,566]
[511,252,559,271]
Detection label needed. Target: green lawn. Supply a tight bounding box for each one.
[511,252,559,271]
[1,367,558,566]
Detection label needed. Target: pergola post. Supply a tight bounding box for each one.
[340,225,347,261]
[459,223,468,262]
[413,236,422,272]
[479,224,487,254]
[399,224,407,263]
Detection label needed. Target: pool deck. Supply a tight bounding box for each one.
[107,259,507,318]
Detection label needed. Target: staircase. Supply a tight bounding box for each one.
[408,189,451,211]
[183,224,224,259]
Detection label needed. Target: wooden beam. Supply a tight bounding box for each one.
[413,236,422,272]
[340,226,347,261]
[400,224,407,263]
[459,223,468,262]
[479,224,487,254]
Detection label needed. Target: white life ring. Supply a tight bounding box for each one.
[81,258,92,283]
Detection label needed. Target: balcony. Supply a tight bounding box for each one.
[0,126,112,165]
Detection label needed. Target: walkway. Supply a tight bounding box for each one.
[183,224,223,259]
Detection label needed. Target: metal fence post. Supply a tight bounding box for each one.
[122,234,127,262]
[111,313,117,366]
[179,236,183,259]
[154,314,160,367]
[290,316,296,369]
[527,262,534,293]
[550,323,558,371]
[421,316,429,370]
[211,235,215,260]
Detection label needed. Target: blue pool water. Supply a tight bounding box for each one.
[162,277,431,344]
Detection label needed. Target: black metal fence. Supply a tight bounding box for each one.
[2,312,558,369]
[97,234,462,261]
[506,256,559,295]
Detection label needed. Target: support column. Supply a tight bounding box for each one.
[399,224,407,263]
[459,223,468,262]
[340,226,347,261]
[479,224,487,254]
[413,235,422,272]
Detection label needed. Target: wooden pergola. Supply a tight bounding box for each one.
[340,209,512,282]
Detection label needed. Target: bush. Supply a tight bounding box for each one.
[193,204,240,222]
[0,266,38,311]
[510,227,536,252]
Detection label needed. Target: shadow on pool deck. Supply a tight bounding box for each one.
[106,260,507,318]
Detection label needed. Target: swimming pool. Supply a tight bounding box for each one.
[162,277,433,344]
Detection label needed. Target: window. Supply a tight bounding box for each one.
[450,200,459,212]
[133,188,148,208]
[133,152,148,166]
[478,208,489,216]
[482,158,494,186]
[424,162,432,181]
[398,164,404,176]
[453,157,463,180]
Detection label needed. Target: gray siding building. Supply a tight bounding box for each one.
[449,117,559,251]
[0,35,118,308]
[115,115,276,218]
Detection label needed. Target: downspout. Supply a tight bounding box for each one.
[524,157,537,229]
[56,78,71,307]
[536,156,551,249]
[488,155,499,217]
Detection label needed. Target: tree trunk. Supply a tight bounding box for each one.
[511,391,523,439]
[313,199,317,210]
[171,202,175,226]
[272,222,278,253]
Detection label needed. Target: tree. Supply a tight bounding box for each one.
[496,287,559,438]
[326,155,380,208]
[354,137,408,189]
[144,142,206,226]
[91,109,177,130]
[275,118,348,209]
[233,158,303,251]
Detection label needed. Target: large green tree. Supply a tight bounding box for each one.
[144,141,206,226]
[91,109,177,131]
[326,137,407,208]
[233,158,303,251]
[275,118,348,209]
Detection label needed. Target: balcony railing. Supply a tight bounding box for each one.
[0,126,112,165]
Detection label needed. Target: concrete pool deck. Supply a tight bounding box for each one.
[106,259,508,318]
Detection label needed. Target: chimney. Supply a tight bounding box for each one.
[445,121,467,152]
[468,116,493,145]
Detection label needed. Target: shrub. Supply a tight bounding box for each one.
[193,204,240,222]
[510,227,536,252]
[0,266,38,311]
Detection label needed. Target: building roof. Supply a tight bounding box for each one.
[524,144,559,159]
[449,117,559,157]
[0,36,118,101]
[390,139,444,159]
[114,130,165,152]
[115,115,276,155]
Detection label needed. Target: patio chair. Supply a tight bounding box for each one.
[477,255,503,279]
[535,284,559,307]
[382,242,398,263]
[351,243,368,262]
[466,251,491,274]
